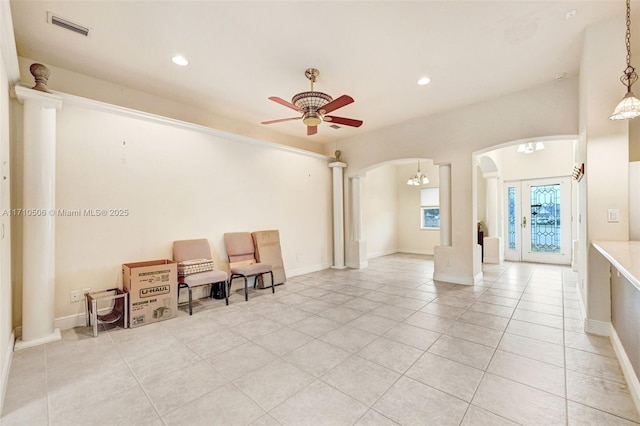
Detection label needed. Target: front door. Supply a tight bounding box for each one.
[504,177,571,264]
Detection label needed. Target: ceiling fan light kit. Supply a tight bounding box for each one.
[262,68,363,136]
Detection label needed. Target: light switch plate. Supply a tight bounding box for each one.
[608,209,620,223]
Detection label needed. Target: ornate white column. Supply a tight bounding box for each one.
[485,174,499,237]
[351,176,363,241]
[347,175,367,269]
[483,173,503,264]
[329,161,347,269]
[14,85,62,350]
[439,163,452,246]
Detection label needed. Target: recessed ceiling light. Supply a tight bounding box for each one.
[171,55,189,66]
[417,76,431,86]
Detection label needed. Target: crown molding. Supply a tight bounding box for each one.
[0,1,20,85]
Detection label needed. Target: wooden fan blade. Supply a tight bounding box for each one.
[261,117,301,125]
[307,125,318,136]
[269,96,301,111]
[324,115,363,127]
[319,95,354,114]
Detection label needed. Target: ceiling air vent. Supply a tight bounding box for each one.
[48,13,90,37]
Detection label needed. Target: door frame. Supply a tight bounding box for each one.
[504,176,572,265]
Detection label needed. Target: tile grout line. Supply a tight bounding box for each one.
[273,288,403,424]
[456,263,530,425]
[112,327,169,424]
[45,341,51,426]
[562,269,569,426]
[10,257,638,425]
[290,274,458,425]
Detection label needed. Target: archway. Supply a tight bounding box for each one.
[473,136,578,266]
[346,158,439,267]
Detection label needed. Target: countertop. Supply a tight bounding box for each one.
[592,241,640,291]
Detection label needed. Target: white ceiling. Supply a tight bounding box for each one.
[9,1,630,145]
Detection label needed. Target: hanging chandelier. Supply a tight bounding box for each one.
[516,142,545,154]
[610,0,640,120]
[407,161,429,186]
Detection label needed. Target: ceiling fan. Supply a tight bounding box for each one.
[261,68,363,136]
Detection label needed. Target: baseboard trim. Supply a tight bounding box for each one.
[286,263,331,278]
[483,257,501,264]
[0,331,15,416]
[346,260,368,269]
[367,249,398,259]
[14,306,123,337]
[575,281,586,321]
[14,328,61,351]
[56,312,87,330]
[585,319,611,336]
[397,249,434,256]
[610,325,640,416]
[12,263,332,336]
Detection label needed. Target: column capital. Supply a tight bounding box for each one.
[14,85,62,110]
[328,161,347,169]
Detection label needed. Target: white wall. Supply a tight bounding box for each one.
[631,119,640,239]
[340,77,578,285]
[0,1,18,412]
[579,15,630,330]
[10,101,333,322]
[583,18,629,245]
[477,152,502,238]
[0,37,12,417]
[17,57,328,157]
[476,165,487,227]
[501,140,575,181]
[362,164,397,258]
[396,161,440,255]
[360,160,441,258]
[478,139,576,262]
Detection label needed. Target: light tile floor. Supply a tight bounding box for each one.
[2,254,640,425]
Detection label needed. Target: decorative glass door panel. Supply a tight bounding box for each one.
[528,184,561,253]
[504,177,571,264]
[504,185,521,261]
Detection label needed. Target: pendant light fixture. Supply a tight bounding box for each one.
[516,142,545,154]
[610,0,640,120]
[407,161,429,186]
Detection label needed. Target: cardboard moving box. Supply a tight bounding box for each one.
[252,230,286,287]
[122,259,178,328]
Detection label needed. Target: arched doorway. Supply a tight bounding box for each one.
[474,138,577,266]
[355,158,440,261]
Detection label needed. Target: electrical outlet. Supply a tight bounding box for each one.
[70,290,80,303]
